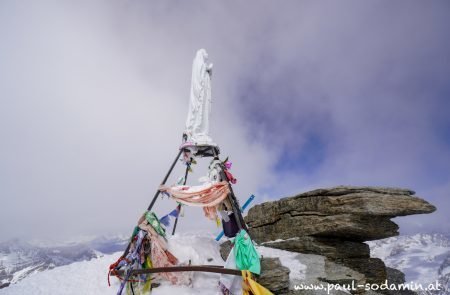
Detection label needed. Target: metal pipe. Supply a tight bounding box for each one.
[113,265,242,277]
[211,149,248,231]
[171,163,189,235]
[148,148,183,211]
[122,149,183,258]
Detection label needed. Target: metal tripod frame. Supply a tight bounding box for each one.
[121,144,249,258]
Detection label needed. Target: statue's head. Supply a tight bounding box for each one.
[193,49,212,76]
[197,49,208,62]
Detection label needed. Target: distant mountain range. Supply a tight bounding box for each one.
[0,236,128,289]
[368,233,450,294]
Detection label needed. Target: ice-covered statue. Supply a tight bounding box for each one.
[184,49,215,146]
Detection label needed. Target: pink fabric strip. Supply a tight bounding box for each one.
[159,181,230,207]
[139,222,192,285]
[159,182,230,220]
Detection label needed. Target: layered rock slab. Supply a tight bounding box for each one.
[246,186,435,245]
[244,186,435,292]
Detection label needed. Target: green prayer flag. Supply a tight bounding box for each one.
[145,211,166,237]
[234,229,261,275]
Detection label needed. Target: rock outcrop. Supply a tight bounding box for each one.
[256,258,290,294]
[242,186,436,294]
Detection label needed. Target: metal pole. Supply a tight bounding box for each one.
[215,194,255,241]
[220,169,245,230]
[147,149,183,211]
[122,149,183,258]
[212,149,248,232]
[113,265,242,277]
[171,163,189,235]
[171,204,182,235]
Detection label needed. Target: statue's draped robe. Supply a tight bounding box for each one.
[185,49,214,145]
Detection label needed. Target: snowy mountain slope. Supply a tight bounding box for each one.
[3,233,449,294]
[0,233,225,295]
[0,233,306,295]
[368,233,450,292]
[0,236,128,288]
[0,251,122,295]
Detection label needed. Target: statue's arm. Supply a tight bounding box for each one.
[206,63,213,75]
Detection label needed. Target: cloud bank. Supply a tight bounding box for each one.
[0,0,449,241]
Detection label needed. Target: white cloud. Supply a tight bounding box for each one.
[1,0,449,241]
[0,0,274,241]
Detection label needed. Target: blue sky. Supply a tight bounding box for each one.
[0,0,449,241]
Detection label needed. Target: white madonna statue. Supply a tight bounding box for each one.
[184,49,215,146]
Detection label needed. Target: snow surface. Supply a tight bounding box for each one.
[10,263,45,284]
[10,232,448,294]
[1,233,305,295]
[257,245,307,280]
[0,233,218,294]
[0,234,132,287]
[0,252,120,294]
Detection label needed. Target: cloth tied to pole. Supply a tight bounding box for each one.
[159,181,230,220]
[138,221,192,285]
